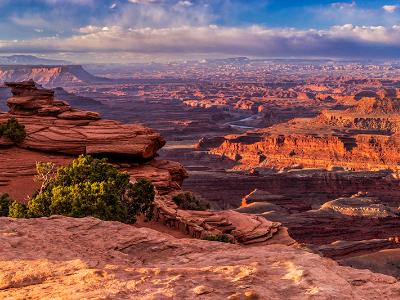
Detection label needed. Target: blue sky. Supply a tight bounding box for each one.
[0,0,400,62]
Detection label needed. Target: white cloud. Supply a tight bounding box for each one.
[2,24,400,59]
[2,2,400,60]
[331,1,356,10]
[128,0,159,4]
[383,5,398,13]
[177,1,193,7]
[79,25,101,33]
[103,1,211,29]
[42,0,95,5]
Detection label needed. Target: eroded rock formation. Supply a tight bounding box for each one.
[1,80,165,159]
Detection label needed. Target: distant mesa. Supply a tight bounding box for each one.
[0,54,71,65]
[0,64,110,86]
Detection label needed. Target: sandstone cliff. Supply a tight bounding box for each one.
[210,95,400,171]
[211,132,400,171]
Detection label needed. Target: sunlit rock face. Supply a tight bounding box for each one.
[1,216,400,300]
[210,95,400,171]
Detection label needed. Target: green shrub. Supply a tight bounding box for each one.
[124,178,155,223]
[173,192,210,211]
[0,193,11,216]
[13,155,155,223]
[0,117,26,143]
[8,201,28,218]
[202,234,234,244]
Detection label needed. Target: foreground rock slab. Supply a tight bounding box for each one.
[0,216,399,300]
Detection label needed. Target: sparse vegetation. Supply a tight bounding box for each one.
[8,201,28,218]
[0,117,26,143]
[173,192,210,211]
[9,155,155,223]
[202,234,234,244]
[0,193,11,216]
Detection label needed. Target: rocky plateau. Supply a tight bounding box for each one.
[2,63,400,299]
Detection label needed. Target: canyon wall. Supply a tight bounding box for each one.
[211,133,400,171]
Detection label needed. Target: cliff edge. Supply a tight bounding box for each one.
[1,216,399,300]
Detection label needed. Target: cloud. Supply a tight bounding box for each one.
[42,0,95,5]
[177,1,193,7]
[331,1,356,10]
[310,1,400,29]
[103,1,212,29]
[10,14,50,28]
[127,0,159,4]
[2,24,400,60]
[2,1,400,61]
[383,5,398,13]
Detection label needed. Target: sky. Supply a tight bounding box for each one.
[0,0,400,62]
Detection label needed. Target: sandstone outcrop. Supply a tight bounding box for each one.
[241,189,291,206]
[1,80,165,159]
[320,193,398,218]
[1,216,400,299]
[340,248,400,279]
[314,239,399,260]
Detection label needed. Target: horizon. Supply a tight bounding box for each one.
[1,1,400,63]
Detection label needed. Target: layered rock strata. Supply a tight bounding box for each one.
[210,96,400,171]
[2,80,165,159]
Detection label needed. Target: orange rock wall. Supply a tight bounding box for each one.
[211,133,400,171]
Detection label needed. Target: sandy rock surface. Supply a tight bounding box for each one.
[1,216,399,300]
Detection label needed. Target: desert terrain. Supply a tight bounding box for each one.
[2,59,400,298]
